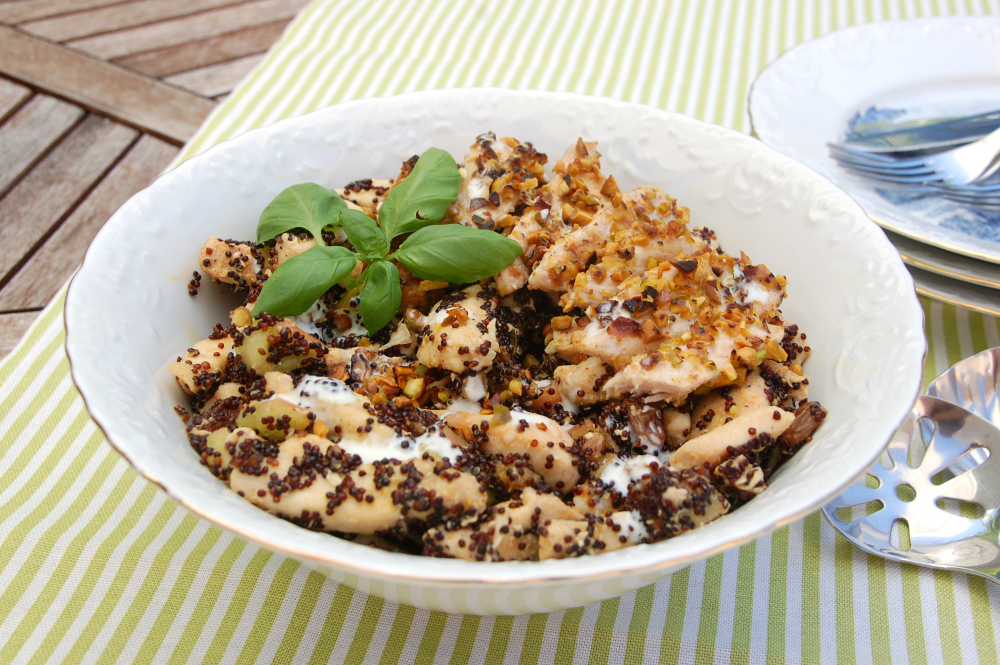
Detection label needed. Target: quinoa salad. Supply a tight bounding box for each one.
[170,134,827,561]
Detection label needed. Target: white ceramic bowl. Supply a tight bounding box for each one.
[65,88,925,615]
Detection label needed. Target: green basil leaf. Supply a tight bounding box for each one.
[251,245,359,317]
[377,148,461,240]
[392,225,522,283]
[340,208,389,259]
[358,260,401,334]
[257,183,346,244]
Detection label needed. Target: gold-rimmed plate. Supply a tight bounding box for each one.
[749,17,1000,264]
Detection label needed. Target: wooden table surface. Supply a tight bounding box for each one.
[0,0,307,358]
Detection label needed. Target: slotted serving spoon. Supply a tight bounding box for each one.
[823,349,1000,584]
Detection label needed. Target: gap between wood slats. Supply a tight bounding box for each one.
[164,53,263,97]
[0,26,215,144]
[0,77,31,124]
[0,115,138,292]
[0,94,84,199]
[0,311,42,359]
[0,134,178,311]
[67,0,310,60]
[0,0,126,24]
[113,19,288,78]
[20,0,249,43]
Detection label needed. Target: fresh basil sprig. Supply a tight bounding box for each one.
[252,147,522,333]
[252,245,359,317]
[377,148,463,239]
[359,260,402,334]
[256,183,346,243]
[394,225,522,283]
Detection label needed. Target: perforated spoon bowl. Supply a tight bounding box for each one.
[823,350,1000,584]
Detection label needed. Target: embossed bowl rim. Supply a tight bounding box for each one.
[65,88,926,588]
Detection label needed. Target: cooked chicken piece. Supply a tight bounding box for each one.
[397,261,444,308]
[569,479,620,516]
[270,232,317,269]
[447,133,547,230]
[627,465,730,540]
[494,139,618,294]
[268,374,405,443]
[199,237,259,287]
[417,286,499,373]
[761,360,809,407]
[169,336,234,396]
[423,487,582,561]
[336,179,392,218]
[691,358,807,435]
[538,183,790,403]
[602,330,739,403]
[538,510,646,559]
[714,454,767,500]
[670,407,794,471]
[553,356,614,407]
[199,382,243,412]
[570,306,785,404]
[445,409,580,490]
[662,408,692,450]
[264,370,294,395]
[229,430,485,536]
[528,188,688,298]
[495,211,543,296]
[547,139,610,212]
[546,313,659,366]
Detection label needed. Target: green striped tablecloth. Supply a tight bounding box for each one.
[3,1,1000,662]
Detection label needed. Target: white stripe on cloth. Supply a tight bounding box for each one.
[0,453,128,651]
[150,530,239,663]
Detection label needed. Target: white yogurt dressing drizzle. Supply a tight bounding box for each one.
[291,301,367,343]
[291,300,327,338]
[338,425,461,465]
[610,510,649,543]
[275,376,464,464]
[443,373,487,414]
[276,375,360,410]
[599,454,661,491]
[464,373,486,402]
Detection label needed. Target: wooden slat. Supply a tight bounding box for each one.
[0,77,32,123]
[0,134,177,311]
[164,53,263,97]
[67,0,310,60]
[0,26,215,144]
[0,95,84,198]
[113,19,288,77]
[0,115,137,286]
[0,0,125,24]
[20,0,246,43]
[0,311,40,359]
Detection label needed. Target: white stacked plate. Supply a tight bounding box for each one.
[749,16,1000,316]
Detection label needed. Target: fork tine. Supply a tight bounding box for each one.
[832,160,939,177]
[837,166,945,184]
[827,143,927,168]
[828,147,930,169]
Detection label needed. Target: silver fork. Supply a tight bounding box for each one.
[829,126,1000,187]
